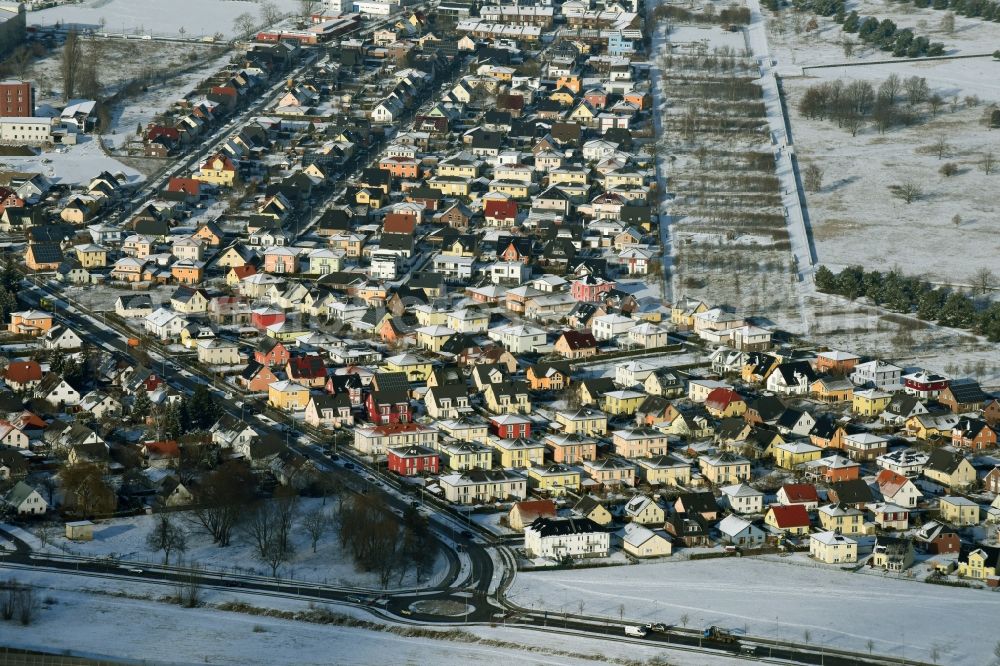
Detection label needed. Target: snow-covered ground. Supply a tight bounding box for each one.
[29,0,304,40]
[509,555,999,665]
[768,0,1000,68]
[0,568,747,666]
[0,136,141,186]
[29,499,448,590]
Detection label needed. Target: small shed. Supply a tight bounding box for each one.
[65,520,95,541]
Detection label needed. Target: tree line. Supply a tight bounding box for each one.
[652,3,751,27]
[842,11,945,57]
[905,0,1000,22]
[815,265,1000,340]
[798,75,946,135]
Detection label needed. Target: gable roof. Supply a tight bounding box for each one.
[767,504,811,528]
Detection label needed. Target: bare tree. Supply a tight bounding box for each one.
[11,46,32,81]
[17,587,38,626]
[302,508,329,553]
[618,603,625,621]
[61,28,83,101]
[146,514,188,565]
[233,12,256,39]
[803,163,824,192]
[890,182,922,204]
[680,613,690,628]
[260,1,281,25]
[878,74,902,105]
[904,76,929,105]
[840,37,855,58]
[191,461,255,547]
[299,0,320,18]
[952,214,962,228]
[867,639,875,654]
[260,534,293,578]
[1,582,15,620]
[940,11,955,34]
[982,151,996,175]
[972,268,997,295]
[929,93,945,116]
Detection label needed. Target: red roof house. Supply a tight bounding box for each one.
[485,199,518,225]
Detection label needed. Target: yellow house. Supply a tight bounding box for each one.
[637,456,691,487]
[764,505,811,536]
[568,101,596,124]
[267,380,310,411]
[582,457,636,486]
[939,496,980,526]
[957,548,999,579]
[555,408,608,437]
[549,169,588,187]
[436,159,479,179]
[488,180,530,199]
[698,452,751,485]
[527,463,581,496]
[574,496,613,526]
[773,441,823,470]
[414,305,450,326]
[818,503,865,535]
[490,437,545,468]
[549,89,575,106]
[438,417,489,443]
[905,414,957,440]
[602,390,646,416]
[605,171,644,189]
[482,383,532,415]
[670,298,708,328]
[809,531,858,564]
[924,451,977,489]
[416,325,455,352]
[74,244,108,268]
[852,389,892,416]
[428,176,471,197]
[383,353,434,382]
[197,153,238,187]
[266,321,311,342]
[622,523,673,558]
[811,377,854,403]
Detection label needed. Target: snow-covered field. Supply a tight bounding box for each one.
[769,0,1000,68]
[0,136,141,186]
[0,568,747,666]
[509,556,998,665]
[31,499,448,590]
[782,76,1000,285]
[29,0,303,40]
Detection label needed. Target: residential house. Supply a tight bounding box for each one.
[720,483,764,514]
[810,531,857,564]
[439,469,527,504]
[939,496,980,526]
[524,517,610,559]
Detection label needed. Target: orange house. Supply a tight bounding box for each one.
[193,222,224,247]
[9,310,54,336]
[379,156,420,179]
[555,75,581,94]
[623,91,651,110]
[172,262,204,285]
[25,243,62,271]
[527,363,572,391]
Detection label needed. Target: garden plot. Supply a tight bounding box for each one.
[655,19,806,328]
[509,556,999,666]
[29,0,302,40]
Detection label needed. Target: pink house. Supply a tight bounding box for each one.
[262,247,299,274]
[570,275,615,302]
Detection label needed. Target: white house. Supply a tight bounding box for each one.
[717,515,766,547]
[810,531,858,564]
[42,324,83,350]
[627,322,670,349]
[524,516,610,559]
[3,481,47,516]
[719,483,764,514]
[615,359,659,388]
[196,338,242,366]
[592,313,634,340]
[851,360,903,390]
[488,324,547,353]
[439,469,527,504]
[144,308,186,340]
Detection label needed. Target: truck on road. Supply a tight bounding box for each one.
[624,626,648,638]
